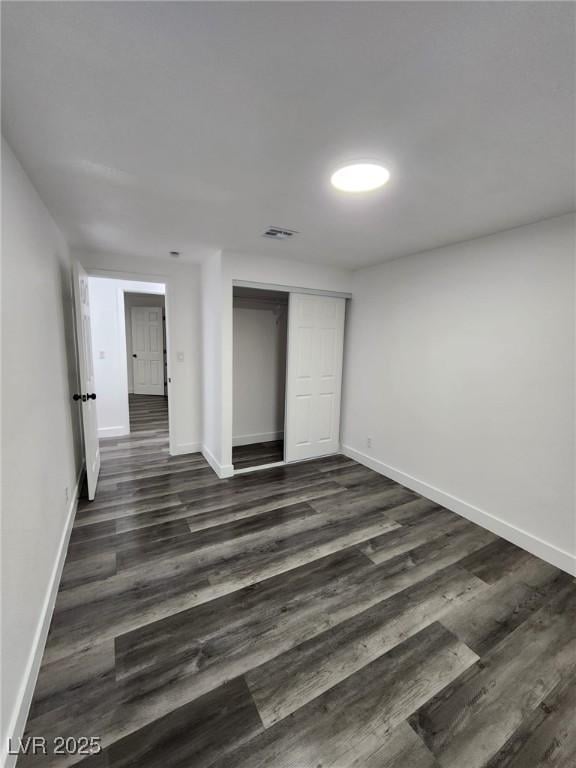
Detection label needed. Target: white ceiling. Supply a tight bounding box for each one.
[2,2,574,269]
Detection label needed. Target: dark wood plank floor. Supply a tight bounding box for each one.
[19,396,576,767]
[129,394,168,433]
[232,440,284,469]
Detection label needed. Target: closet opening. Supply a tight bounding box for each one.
[232,286,288,472]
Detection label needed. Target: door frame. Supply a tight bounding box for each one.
[231,284,289,475]
[232,280,351,300]
[85,267,173,450]
[230,280,351,475]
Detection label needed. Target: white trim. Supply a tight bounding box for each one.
[85,266,169,283]
[234,461,285,475]
[232,431,284,447]
[2,465,85,768]
[83,266,174,466]
[97,425,129,438]
[234,297,288,310]
[232,279,352,299]
[202,445,234,479]
[342,445,576,577]
[170,441,202,456]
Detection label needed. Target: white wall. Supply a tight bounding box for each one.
[125,292,166,394]
[201,252,224,472]
[233,296,288,445]
[1,138,83,766]
[342,214,576,574]
[88,279,165,438]
[79,251,203,455]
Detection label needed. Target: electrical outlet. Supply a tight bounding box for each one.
[366,437,373,449]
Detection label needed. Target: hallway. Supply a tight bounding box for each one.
[128,394,169,434]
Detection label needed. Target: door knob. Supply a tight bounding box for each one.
[87,393,97,400]
[73,394,82,401]
[132,354,137,358]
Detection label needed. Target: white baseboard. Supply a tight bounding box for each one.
[202,445,234,479]
[97,425,129,438]
[2,464,85,768]
[342,445,576,577]
[234,461,285,475]
[232,431,284,447]
[169,441,202,456]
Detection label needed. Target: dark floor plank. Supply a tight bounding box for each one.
[484,674,576,768]
[68,520,117,544]
[103,678,262,768]
[409,581,576,768]
[232,440,284,469]
[116,500,322,570]
[357,506,467,565]
[113,523,495,699]
[114,548,372,682]
[60,552,117,589]
[441,568,573,655]
[27,640,115,722]
[75,494,186,527]
[321,464,395,489]
[76,525,494,748]
[308,482,418,519]
[211,624,477,768]
[352,721,441,768]
[42,504,400,663]
[23,676,262,768]
[186,481,343,532]
[65,520,192,565]
[27,554,372,758]
[457,536,544,584]
[245,564,484,726]
[101,475,345,534]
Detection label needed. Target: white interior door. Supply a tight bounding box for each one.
[131,307,165,395]
[73,262,101,500]
[285,293,346,462]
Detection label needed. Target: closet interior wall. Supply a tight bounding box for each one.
[232,288,288,469]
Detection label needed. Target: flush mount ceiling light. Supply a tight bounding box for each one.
[330,163,390,192]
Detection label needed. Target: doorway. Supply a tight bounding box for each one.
[125,291,168,436]
[232,287,288,471]
[87,277,168,444]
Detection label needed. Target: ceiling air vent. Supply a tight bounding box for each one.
[262,226,298,240]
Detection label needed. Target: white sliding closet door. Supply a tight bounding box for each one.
[285,293,346,462]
